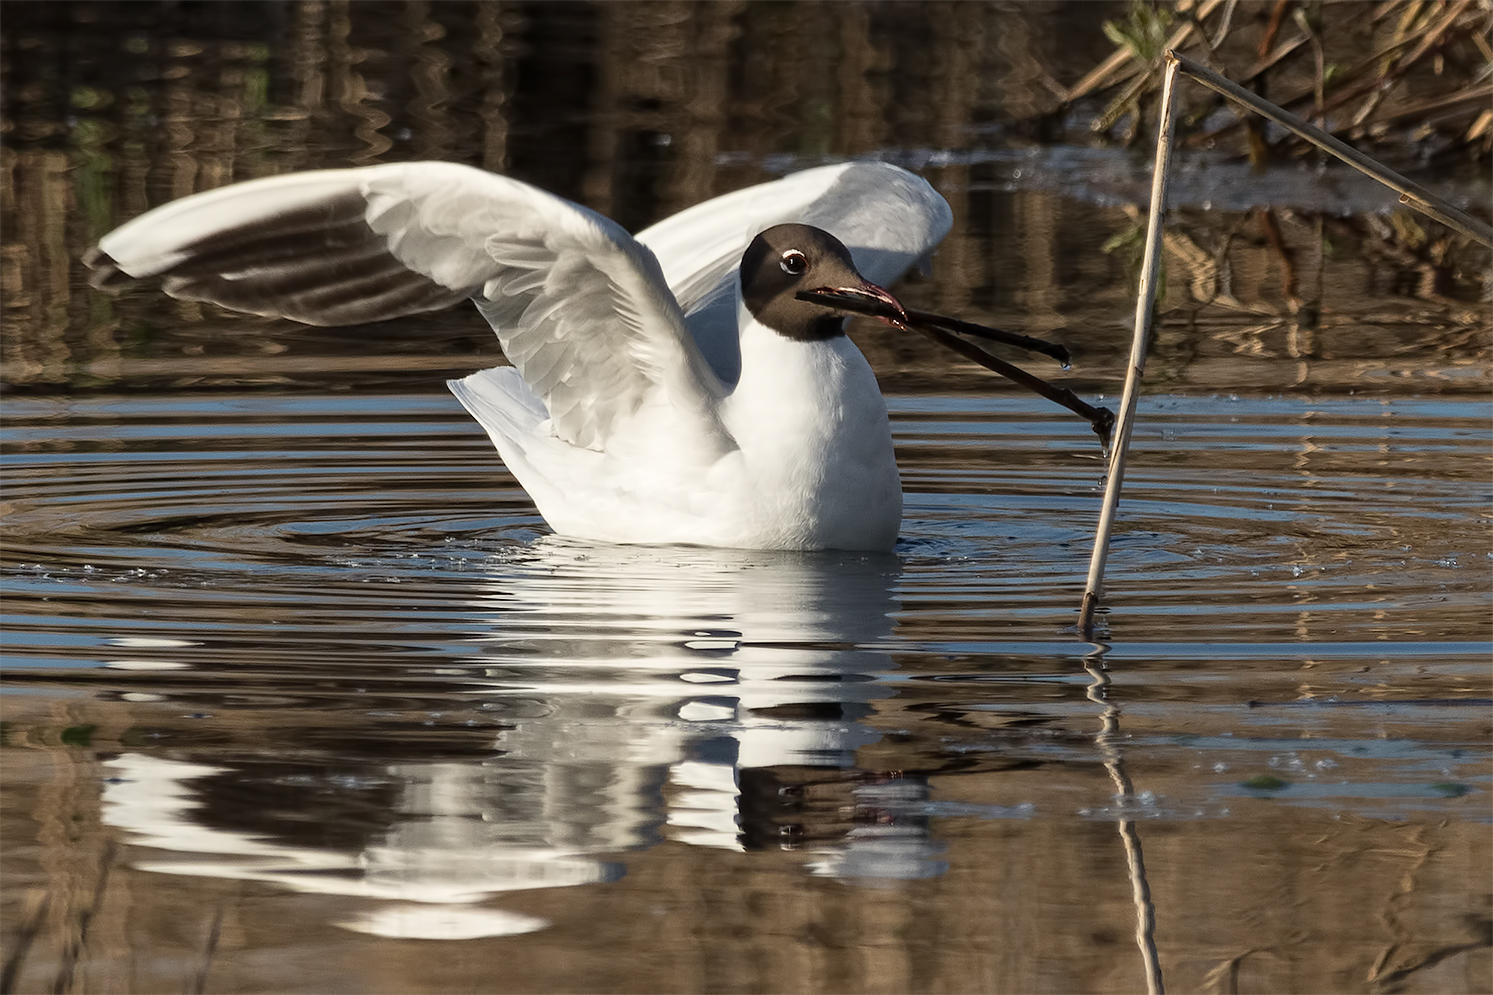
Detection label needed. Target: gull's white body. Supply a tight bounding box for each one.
[455,307,902,549]
[92,161,952,551]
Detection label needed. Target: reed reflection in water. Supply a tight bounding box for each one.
[3,1,1487,395]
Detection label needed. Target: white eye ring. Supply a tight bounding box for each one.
[779,250,807,276]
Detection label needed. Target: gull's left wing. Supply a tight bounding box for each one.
[86,162,730,453]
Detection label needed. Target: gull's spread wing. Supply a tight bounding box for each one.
[88,162,726,452]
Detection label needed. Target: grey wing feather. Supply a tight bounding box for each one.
[87,162,727,452]
[87,171,476,325]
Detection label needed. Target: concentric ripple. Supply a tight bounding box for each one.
[2,390,1488,823]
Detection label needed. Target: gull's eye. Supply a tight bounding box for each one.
[779,250,807,276]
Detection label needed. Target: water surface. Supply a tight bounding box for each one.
[5,388,1489,993]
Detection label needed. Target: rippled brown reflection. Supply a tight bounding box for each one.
[2,1,1488,394]
[4,390,1489,993]
[2,3,1490,995]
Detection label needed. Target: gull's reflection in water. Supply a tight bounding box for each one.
[101,537,945,939]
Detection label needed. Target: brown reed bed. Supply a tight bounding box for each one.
[1063,0,1493,165]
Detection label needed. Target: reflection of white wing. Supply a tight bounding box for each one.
[101,753,607,939]
[97,540,919,932]
[90,162,726,452]
[636,162,953,382]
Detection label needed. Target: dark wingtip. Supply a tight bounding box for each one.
[83,245,133,292]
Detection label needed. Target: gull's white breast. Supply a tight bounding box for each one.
[714,309,901,552]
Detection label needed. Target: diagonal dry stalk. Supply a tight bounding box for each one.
[1078,56,1182,641]
[1172,52,1492,245]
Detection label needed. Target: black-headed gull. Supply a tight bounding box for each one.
[86,162,952,551]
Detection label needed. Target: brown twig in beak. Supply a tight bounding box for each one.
[797,290,1110,448]
[908,323,1114,451]
[798,290,1071,366]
